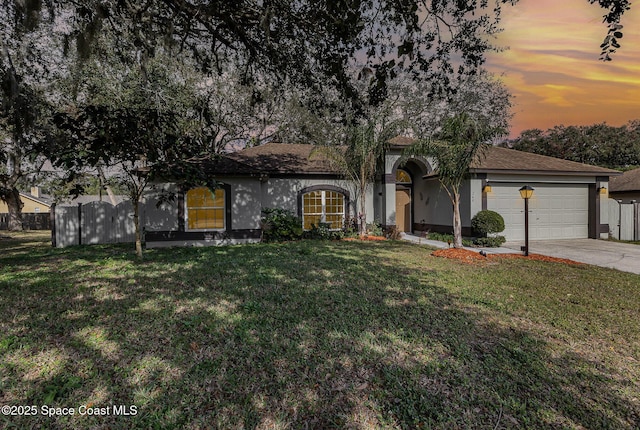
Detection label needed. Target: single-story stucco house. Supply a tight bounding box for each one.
[609,167,640,203]
[141,139,620,247]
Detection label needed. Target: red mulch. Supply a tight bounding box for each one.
[432,247,583,266]
[343,235,387,242]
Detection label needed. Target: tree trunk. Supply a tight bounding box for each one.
[5,188,24,231]
[133,199,143,258]
[452,190,463,248]
[97,166,118,205]
[359,182,367,238]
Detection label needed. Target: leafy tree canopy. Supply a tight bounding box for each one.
[503,121,640,170]
[4,0,632,112]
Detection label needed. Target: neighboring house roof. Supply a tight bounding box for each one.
[609,167,640,193]
[225,143,339,175]
[469,146,620,176]
[20,192,53,207]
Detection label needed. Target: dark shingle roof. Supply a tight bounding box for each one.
[225,143,339,175]
[470,146,619,176]
[609,167,640,192]
[388,136,415,147]
[203,141,619,178]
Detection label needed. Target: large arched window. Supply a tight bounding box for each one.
[302,190,345,230]
[185,187,225,230]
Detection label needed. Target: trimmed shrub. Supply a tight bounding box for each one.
[304,223,343,240]
[261,208,303,242]
[366,222,383,237]
[471,210,505,236]
[427,232,474,247]
[474,235,506,247]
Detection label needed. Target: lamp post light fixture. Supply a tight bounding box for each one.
[519,185,534,256]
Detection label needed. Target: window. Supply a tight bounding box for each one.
[396,169,412,184]
[302,190,345,230]
[185,187,225,230]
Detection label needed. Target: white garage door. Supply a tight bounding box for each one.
[487,183,589,241]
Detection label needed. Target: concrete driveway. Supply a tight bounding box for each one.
[503,239,640,275]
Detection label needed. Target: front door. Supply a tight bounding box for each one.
[395,188,411,232]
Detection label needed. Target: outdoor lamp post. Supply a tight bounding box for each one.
[519,185,534,256]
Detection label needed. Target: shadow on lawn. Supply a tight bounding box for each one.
[1,237,638,429]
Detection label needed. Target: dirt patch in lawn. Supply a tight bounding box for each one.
[432,248,584,266]
[343,236,387,242]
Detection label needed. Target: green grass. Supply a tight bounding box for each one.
[1,231,639,429]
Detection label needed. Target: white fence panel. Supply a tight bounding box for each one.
[620,204,635,241]
[55,205,81,247]
[54,201,138,247]
[608,199,639,241]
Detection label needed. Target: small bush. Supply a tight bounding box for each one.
[472,210,505,236]
[304,223,343,240]
[342,216,359,238]
[474,235,506,247]
[261,208,303,242]
[367,222,383,237]
[385,226,402,240]
[427,232,474,247]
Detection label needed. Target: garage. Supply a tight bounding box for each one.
[487,183,589,241]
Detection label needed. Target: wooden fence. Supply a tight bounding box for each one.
[608,200,640,241]
[52,201,137,247]
[0,213,51,230]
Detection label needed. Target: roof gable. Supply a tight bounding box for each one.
[610,167,640,192]
[19,193,53,207]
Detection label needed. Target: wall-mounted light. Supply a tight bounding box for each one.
[598,186,607,195]
[482,182,492,193]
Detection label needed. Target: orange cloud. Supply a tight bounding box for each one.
[487,0,640,136]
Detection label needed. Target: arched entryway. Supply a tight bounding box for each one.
[395,169,412,232]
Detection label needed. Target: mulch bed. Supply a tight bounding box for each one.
[432,247,583,266]
[343,235,387,242]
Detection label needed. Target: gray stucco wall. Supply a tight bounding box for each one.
[142,183,179,231]
[262,177,375,224]
[142,176,376,234]
[414,179,473,229]
[231,178,262,230]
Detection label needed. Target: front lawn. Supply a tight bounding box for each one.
[1,232,639,429]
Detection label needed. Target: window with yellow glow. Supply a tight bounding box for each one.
[302,190,345,230]
[186,187,225,230]
[396,169,412,184]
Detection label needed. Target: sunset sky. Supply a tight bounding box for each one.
[486,0,640,137]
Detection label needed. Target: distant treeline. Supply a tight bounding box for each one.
[501,121,640,170]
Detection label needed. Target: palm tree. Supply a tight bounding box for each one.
[408,113,501,248]
[313,114,399,237]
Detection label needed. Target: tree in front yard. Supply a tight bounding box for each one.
[404,71,512,248]
[0,3,59,230]
[408,113,503,248]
